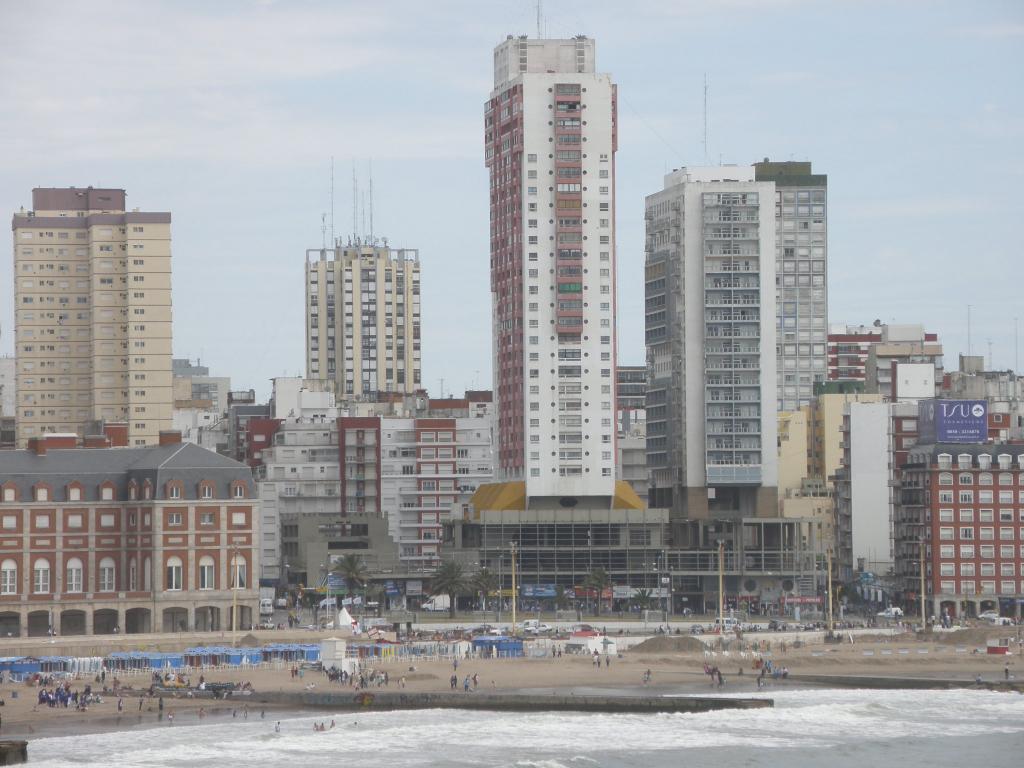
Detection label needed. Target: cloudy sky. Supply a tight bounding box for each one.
[2,0,1022,399]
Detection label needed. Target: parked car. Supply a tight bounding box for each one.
[986,616,1014,626]
[978,610,1001,622]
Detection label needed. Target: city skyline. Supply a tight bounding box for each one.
[2,0,1022,399]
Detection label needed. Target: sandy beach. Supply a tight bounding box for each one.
[1,626,1019,740]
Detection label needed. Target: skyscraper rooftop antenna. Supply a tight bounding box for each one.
[320,212,327,250]
[369,158,374,246]
[703,73,710,165]
[330,156,335,248]
[352,163,358,246]
[536,0,542,37]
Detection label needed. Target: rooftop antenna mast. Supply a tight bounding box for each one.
[320,213,327,250]
[369,159,374,246]
[987,338,993,370]
[703,73,710,165]
[330,156,335,248]
[352,163,358,245]
[536,0,542,37]
[967,304,972,356]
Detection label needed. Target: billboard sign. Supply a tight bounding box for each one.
[919,399,988,444]
[520,583,557,598]
[405,580,422,596]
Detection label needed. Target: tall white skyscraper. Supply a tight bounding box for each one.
[484,35,619,499]
[645,166,778,518]
[753,160,828,412]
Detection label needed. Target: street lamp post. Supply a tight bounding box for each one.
[717,540,725,631]
[510,541,518,632]
[231,546,240,647]
[919,537,927,630]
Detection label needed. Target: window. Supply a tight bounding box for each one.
[230,555,247,590]
[169,485,181,499]
[33,558,50,594]
[199,555,215,590]
[960,527,974,540]
[167,512,183,526]
[0,560,16,595]
[234,485,245,499]
[959,490,974,503]
[201,485,213,499]
[65,557,83,592]
[166,556,183,591]
[99,557,115,591]
[200,512,215,526]
[129,558,138,591]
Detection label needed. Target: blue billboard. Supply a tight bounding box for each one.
[918,399,988,444]
[520,583,557,598]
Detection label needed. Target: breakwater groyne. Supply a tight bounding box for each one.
[254,689,772,714]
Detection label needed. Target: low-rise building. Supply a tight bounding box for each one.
[0,431,258,636]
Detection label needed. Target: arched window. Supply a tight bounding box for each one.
[233,482,246,499]
[33,558,50,594]
[938,473,953,486]
[0,560,17,595]
[99,557,116,592]
[65,557,83,593]
[67,485,82,502]
[230,554,247,590]
[199,555,215,590]
[166,556,183,591]
[979,473,993,486]
[128,557,138,591]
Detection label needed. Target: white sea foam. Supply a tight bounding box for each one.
[27,689,1024,767]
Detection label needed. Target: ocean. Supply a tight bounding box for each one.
[26,688,1024,767]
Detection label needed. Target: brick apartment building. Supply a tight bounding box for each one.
[895,444,1024,620]
[0,431,259,637]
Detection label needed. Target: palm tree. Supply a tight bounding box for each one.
[473,568,498,612]
[332,554,367,611]
[431,560,469,619]
[585,568,612,616]
[632,587,654,612]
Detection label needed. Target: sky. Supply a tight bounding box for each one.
[1,0,1022,400]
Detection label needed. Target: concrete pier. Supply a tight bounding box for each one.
[788,674,1024,692]
[0,741,27,765]
[256,690,772,714]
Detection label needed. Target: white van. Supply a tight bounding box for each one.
[259,598,274,617]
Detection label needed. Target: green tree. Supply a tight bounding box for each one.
[332,554,368,592]
[585,568,612,616]
[431,560,469,619]
[631,588,653,612]
[473,568,498,612]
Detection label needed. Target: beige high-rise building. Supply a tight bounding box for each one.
[12,187,172,447]
[305,242,420,397]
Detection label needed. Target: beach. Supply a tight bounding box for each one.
[0,625,1020,740]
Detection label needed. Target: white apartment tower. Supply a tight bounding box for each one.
[305,243,421,398]
[485,35,619,498]
[645,167,778,518]
[753,160,829,412]
[12,188,173,447]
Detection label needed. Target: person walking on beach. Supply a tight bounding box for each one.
[1005,662,1010,681]
[463,675,471,692]
[275,722,281,733]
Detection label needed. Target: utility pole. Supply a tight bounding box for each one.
[510,541,518,632]
[920,537,927,630]
[826,548,834,633]
[717,540,725,631]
